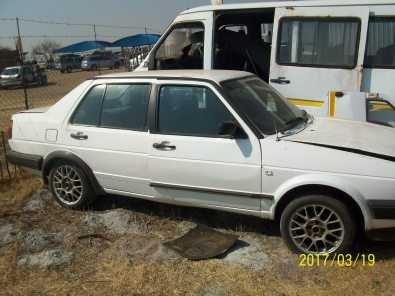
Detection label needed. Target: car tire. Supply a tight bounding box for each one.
[66,67,72,73]
[60,69,65,73]
[91,64,97,71]
[49,161,96,209]
[280,194,356,254]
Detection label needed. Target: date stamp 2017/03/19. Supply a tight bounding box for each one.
[298,253,376,267]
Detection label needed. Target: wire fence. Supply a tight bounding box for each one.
[0,16,155,181]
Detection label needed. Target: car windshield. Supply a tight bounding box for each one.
[222,76,307,135]
[2,67,20,75]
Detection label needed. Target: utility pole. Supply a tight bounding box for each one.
[145,26,147,34]
[16,17,29,110]
[93,24,97,41]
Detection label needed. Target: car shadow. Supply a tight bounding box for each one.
[87,193,395,259]
[88,194,280,237]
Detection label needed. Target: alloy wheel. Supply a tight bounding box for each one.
[52,165,84,206]
[288,204,345,253]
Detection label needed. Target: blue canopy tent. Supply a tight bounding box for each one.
[54,40,112,54]
[111,34,160,48]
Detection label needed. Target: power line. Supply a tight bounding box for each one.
[13,17,160,32]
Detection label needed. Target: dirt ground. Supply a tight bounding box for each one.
[0,68,123,131]
[1,174,395,296]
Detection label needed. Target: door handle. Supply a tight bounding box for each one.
[153,141,176,150]
[270,77,290,84]
[70,131,88,140]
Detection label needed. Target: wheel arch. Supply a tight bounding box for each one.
[273,176,371,232]
[42,150,105,195]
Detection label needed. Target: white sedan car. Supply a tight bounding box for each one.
[6,70,395,254]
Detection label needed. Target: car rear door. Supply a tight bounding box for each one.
[147,81,263,212]
[269,5,369,116]
[62,79,154,196]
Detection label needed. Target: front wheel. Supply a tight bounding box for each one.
[49,162,96,209]
[280,195,356,254]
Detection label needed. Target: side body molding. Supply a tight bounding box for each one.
[42,150,106,196]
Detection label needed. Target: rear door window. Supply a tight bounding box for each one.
[100,84,151,130]
[277,18,360,68]
[154,22,204,70]
[365,17,395,68]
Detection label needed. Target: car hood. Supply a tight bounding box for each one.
[283,117,395,158]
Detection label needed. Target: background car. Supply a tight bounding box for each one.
[55,54,82,73]
[0,65,47,89]
[81,55,120,71]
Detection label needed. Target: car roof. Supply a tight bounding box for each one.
[181,0,394,14]
[95,70,253,84]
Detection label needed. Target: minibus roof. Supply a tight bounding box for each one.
[181,0,395,14]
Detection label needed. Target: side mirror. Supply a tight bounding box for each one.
[218,121,247,139]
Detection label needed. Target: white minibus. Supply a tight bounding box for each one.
[138,0,395,127]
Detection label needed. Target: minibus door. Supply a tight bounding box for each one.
[269,6,369,117]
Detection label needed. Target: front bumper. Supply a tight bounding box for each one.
[6,150,43,171]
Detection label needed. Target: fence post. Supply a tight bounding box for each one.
[1,131,11,179]
[16,17,29,110]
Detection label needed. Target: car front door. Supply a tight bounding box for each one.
[62,80,154,196]
[269,6,369,116]
[148,81,263,212]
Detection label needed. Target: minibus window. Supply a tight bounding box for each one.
[154,22,204,70]
[277,18,360,68]
[365,17,395,68]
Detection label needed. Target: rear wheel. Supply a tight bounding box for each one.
[49,161,96,209]
[66,66,72,73]
[280,195,356,254]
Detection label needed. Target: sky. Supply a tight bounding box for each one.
[0,0,259,53]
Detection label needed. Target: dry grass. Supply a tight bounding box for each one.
[1,175,395,296]
[0,172,41,214]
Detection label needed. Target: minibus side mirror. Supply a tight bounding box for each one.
[218,121,247,139]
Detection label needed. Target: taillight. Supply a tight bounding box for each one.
[7,120,12,139]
